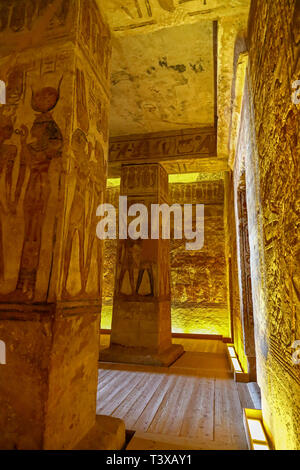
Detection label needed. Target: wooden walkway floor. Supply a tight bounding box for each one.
[97,336,253,450]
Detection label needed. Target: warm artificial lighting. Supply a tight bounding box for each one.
[247,419,267,442]
[107,178,121,188]
[168,172,224,184]
[228,346,236,358]
[244,409,271,451]
[226,345,243,374]
[253,443,269,451]
[231,357,242,373]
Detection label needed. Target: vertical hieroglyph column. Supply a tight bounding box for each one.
[0,0,124,450]
[101,163,184,366]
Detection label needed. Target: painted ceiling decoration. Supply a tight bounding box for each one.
[109,21,215,136]
[98,0,250,35]
[98,0,250,157]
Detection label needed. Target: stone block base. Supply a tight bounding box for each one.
[74,415,126,450]
[100,343,184,367]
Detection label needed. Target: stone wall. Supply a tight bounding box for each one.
[234,0,300,449]
[102,178,230,338]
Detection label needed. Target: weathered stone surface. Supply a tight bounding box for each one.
[231,0,300,450]
[102,177,230,338]
[0,0,298,453]
[108,22,215,136]
[98,0,250,36]
[109,128,217,168]
[169,180,229,337]
[74,415,126,450]
[0,0,124,450]
[101,164,184,365]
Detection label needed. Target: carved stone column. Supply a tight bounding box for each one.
[0,0,124,450]
[101,163,183,366]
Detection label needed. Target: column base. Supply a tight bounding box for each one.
[100,343,184,367]
[74,415,126,450]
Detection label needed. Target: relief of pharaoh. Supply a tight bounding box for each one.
[16,82,63,300]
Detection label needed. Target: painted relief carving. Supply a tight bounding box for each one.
[114,164,170,302]
[62,129,91,298]
[80,0,111,81]
[169,180,224,204]
[136,239,157,296]
[6,67,24,105]
[0,75,63,301]
[0,0,71,34]
[16,82,63,300]
[110,129,216,164]
[0,109,18,282]
[118,240,142,296]
[103,178,228,338]
[76,69,89,134]
[62,65,107,300]
[84,140,106,290]
[117,238,157,298]
[96,100,109,142]
[121,164,158,195]
[110,0,221,33]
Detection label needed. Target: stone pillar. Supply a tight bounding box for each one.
[101,163,183,366]
[0,0,124,450]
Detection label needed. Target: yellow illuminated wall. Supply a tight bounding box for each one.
[102,176,230,338]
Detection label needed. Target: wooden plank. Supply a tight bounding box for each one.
[97,368,116,387]
[96,338,248,449]
[112,373,155,422]
[97,369,128,394]
[98,371,146,416]
[214,377,247,450]
[214,377,232,446]
[134,374,174,433]
[227,380,248,449]
[148,375,186,435]
[179,376,215,440]
[164,375,196,437]
[126,432,240,451]
[123,373,165,430]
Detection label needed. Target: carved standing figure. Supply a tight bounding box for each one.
[16,82,63,300]
[0,110,18,281]
[62,128,91,297]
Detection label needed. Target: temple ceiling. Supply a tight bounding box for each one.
[98,0,250,162]
[109,21,215,136]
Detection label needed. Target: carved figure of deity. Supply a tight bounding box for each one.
[0,110,18,281]
[62,128,91,297]
[16,82,63,300]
